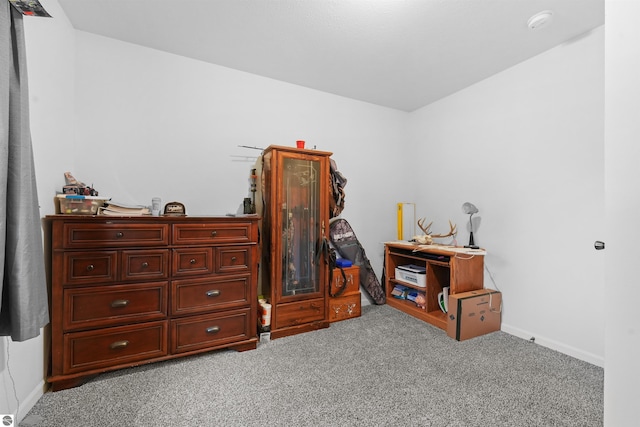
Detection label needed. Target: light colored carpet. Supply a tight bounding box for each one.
[22,304,603,426]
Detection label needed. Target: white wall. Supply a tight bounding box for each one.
[71,31,409,276]
[0,0,76,421]
[604,1,640,425]
[407,27,605,365]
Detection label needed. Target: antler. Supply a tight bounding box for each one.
[417,218,457,238]
[430,220,457,238]
[417,218,433,235]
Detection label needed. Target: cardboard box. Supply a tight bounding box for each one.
[447,289,501,341]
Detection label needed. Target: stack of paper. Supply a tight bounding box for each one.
[100,201,151,216]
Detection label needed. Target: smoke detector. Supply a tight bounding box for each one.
[527,10,554,30]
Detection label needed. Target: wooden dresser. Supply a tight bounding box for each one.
[46,215,259,390]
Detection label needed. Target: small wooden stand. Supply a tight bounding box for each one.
[384,242,484,330]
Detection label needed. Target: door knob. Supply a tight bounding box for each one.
[594,241,605,250]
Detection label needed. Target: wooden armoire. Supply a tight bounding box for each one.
[259,145,332,339]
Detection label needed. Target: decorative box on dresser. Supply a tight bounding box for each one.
[328,266,361,322]
[46,215,259,391]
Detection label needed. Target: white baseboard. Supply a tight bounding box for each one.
[501,323,604,368]
[16,380,46,423]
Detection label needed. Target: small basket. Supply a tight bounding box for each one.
[57,195,109,215]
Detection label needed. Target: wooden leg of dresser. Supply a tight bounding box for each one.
[49,375,96,391]
[229,341,258,352]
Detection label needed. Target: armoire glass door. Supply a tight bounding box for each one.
[280,157,321,297]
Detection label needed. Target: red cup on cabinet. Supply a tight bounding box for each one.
[296,140,305,149]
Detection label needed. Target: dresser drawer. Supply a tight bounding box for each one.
[63,321,168,373]
[62,223,169,248]
[328,293,361,323]
[217,246,251,273]
[275,298,325,329]
[172,248,214,276]
[172,222,254,245]
[63,251,118,286]
[63,282,168,331]
[170,308,252,354]
[121,249,169,281]
[171,275,251,316]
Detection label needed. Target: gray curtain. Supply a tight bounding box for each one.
[0,1,49,341]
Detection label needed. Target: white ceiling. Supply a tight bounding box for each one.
[56,0,603,112]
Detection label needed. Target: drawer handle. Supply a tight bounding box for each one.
[86,264,95,272]
[141,262,149,268]
[190,258,196,264]
[231,256,237,262]
[116,232,124,238]
[206,326,220,334]
[211,231,217,237]
[110,340,129,350]
[206,290,220,297]
[111,299,130,308]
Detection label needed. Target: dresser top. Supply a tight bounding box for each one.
[46,214,260,222]
[385,241,486,257]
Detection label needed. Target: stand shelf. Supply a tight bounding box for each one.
[384,242,484,330]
